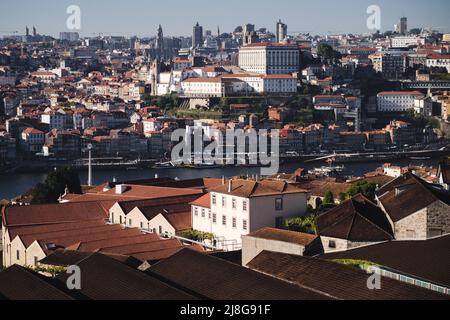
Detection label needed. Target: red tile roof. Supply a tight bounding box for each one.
[7,220,107,241]
[262,74,295,79]
[20,224,124,248]
[243,43,299,48]
[427,54,450,60]
[190,193,211,208]
[22,127,44,135]
[71,233,161,252]
[210,179,307,198]
[247,228,318,246]
[66,185,203,203]
[164,212,192,231]
[377,91,424,96]
[3,202,108,227]
[182,77,222,83]
[99,238,183,257]
[317,194,394,242]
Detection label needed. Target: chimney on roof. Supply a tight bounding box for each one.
[115,184,128,194]
[395,185,409,197]
[228,179,232,193]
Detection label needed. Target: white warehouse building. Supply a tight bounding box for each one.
[181,74,297,97]
[377,91,424,112]
[239,43,301,75]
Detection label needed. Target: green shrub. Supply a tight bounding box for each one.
[285,215,318,235]
[178,229,215,241]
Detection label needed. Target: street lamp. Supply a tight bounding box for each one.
[87,143,93,187]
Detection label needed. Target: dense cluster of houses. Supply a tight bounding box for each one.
[1,158,449,299]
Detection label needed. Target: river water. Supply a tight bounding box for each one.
[0,159,438,200]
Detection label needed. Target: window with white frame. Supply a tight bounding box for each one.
[201,209,205,218]
[243,200,248,211]
[232,198,237,209]
[213,213,217,224]
[222,215,227,226]
[222,196,226,207]
[194,207,198,216]
[212,194,216,205]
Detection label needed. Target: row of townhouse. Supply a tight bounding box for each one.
[15,127,152,159]
[38,108,132,131]
[1,178,226,268]
[279,123,410,153]
[108,192,204,236]
[78,80,147,101]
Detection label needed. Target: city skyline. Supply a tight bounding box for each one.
[1,0,450,38]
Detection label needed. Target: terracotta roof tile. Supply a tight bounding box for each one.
[248,251,448,300]
[247,228,318,246]
[322,235,450,287]
[191,193,211,208]
[147,249,328,300]
[73,234,161,252]
[211,179,307,198]
[100,239,183,257]
[0,266,73,300]
[376,173,450,222]
[317,194,394,242]
[3,202,108,227]
[54,253,197,300]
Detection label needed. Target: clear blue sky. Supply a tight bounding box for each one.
[1,0,449,37]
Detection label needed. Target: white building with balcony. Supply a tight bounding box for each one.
[191,179,308,249]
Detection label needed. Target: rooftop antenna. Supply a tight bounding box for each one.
[87,144,93,186]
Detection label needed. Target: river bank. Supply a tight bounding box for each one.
[0,158,442,201]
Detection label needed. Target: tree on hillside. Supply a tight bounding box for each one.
[323,191,335,206]
[31,167,82,204]
[317,43,342,64]
[317,43,334,61]
[339,192,348,203]
[347,181,377,201]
